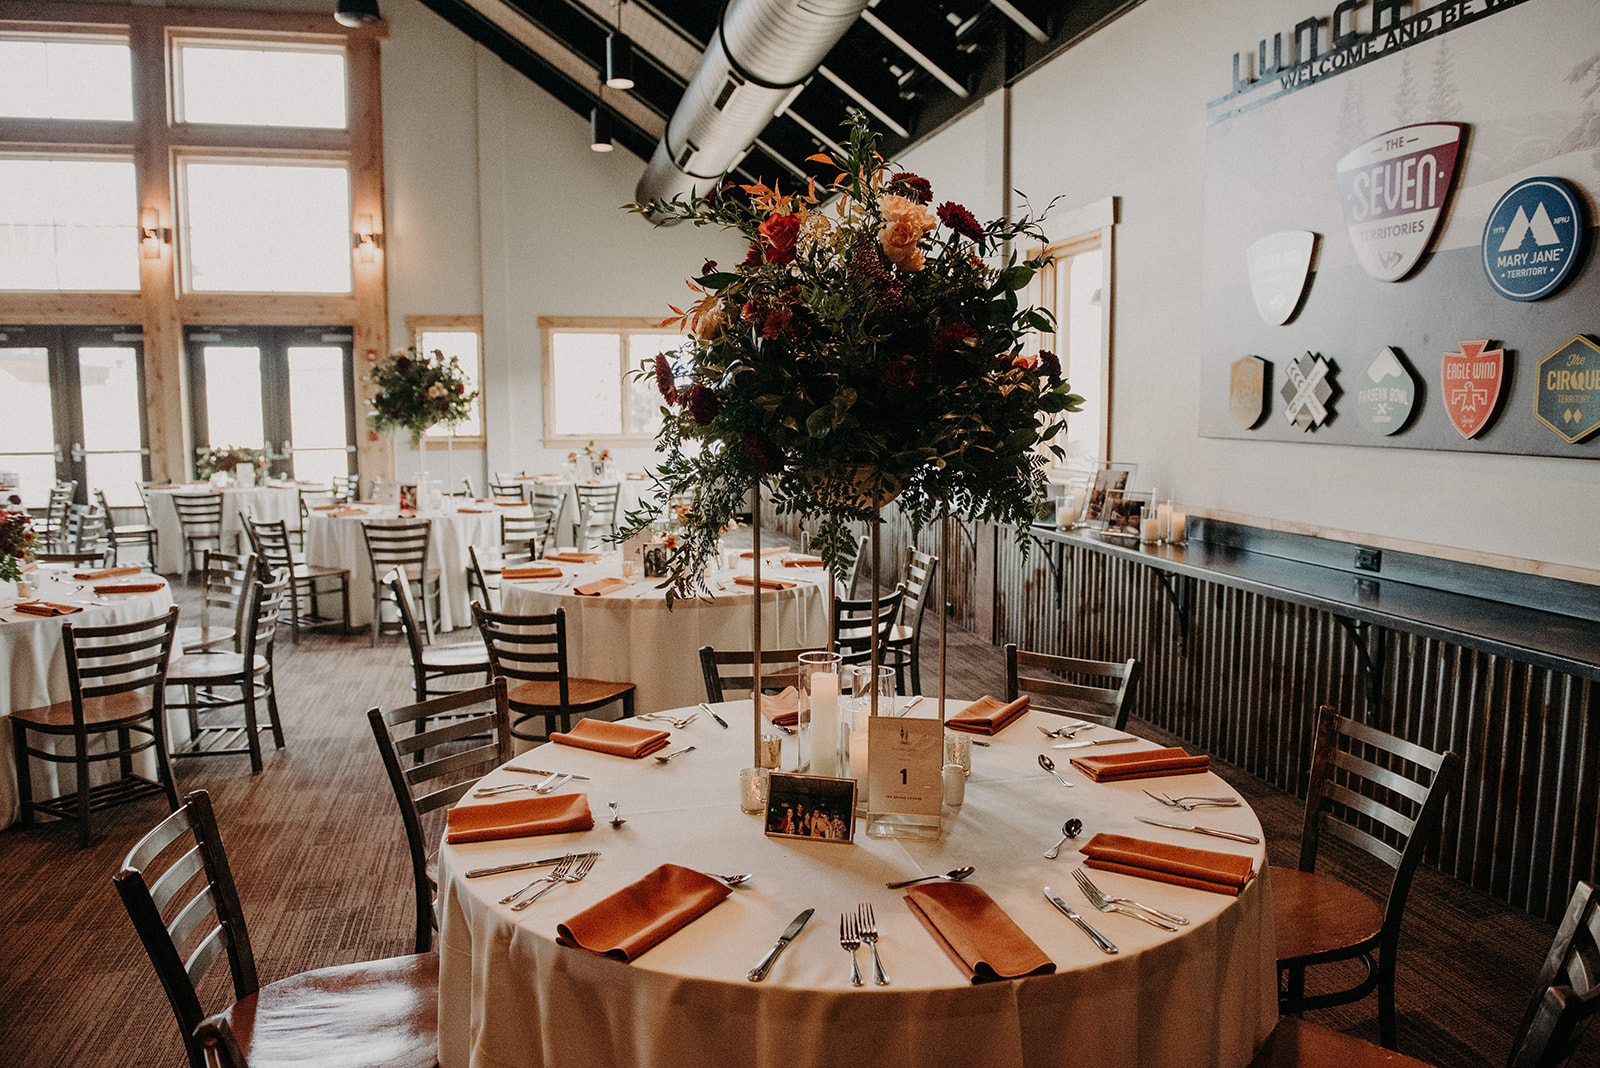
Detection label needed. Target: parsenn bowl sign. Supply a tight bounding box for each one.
[1336,123,1464,282]
[1481,177,1586,302]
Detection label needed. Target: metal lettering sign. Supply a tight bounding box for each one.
[1280,352,1334,431]
[1246,231,1317,325]
[1482,177,1587,302]
[1336,123,1464,282]
[1535,335,1600,444]
[1354,347,1418,436]
[1441,340,1506,440]
[1229,355,1268,429]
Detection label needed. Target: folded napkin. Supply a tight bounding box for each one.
[740,547,789,558]
[575,577,632,597]
[782,555,826,568]
[19,561,36,574]
[312,504,343,511]
[759,685,800,728]
[96,582,165,594]
[456,507,492,513]
[733,574,797,591]
[945,695,1030,736]
[551,718,670,759]
[502,565,564,580]
[904,882,1056,983]
[546,552,601,564]
[74,566,142,580]
[556,863,730,962]
[625,472,648,480]
[492,498,524,506]
[355,499,382,505]
[1069,746,1210,782]
[325,507,367,517]
[444,792,594,844]
[13,601,82,617]
[1079,833,1256,895]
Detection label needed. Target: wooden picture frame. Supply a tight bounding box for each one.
[764,772,856,842]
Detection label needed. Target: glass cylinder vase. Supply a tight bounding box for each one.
[797,650,843,775]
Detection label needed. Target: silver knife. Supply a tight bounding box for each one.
[504,768,592,780]
[1137,816,1261,844]
[1051,737,1138,749]
[465,851,600,879]
[748,908,813,981]
[1044,887,1118,954]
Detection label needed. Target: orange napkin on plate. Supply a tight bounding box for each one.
[782,556,825,568]
[74,566,141,580]
[740,547,788,558]
[1079,833,1255,895]
[1069,746,1209,782]
[759,686,800,728]
[325,507,366,517]
[551,718,670,759]
[945,695,1030,736]
[733,574,797,591]
[556,863,730,962]
[502,565,564,580]
[575,577,631,597]
[904,882,1056,983]
[13,601,82,617]
[444,792,594,844]
[492,498,525,506]
[96,582,165,594]
[456,507,492,513]
[546,552,601,564]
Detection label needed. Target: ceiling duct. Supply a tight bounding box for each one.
[635,0,870,219]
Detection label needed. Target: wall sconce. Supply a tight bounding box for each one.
[353,214,383,263]
[139,208,170,261]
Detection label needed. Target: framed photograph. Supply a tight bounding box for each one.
[1106,489,1150,535]
[764,772,856,843]
[1084,462,1137,528]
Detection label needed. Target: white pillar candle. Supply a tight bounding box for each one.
[849,730,869,783]
[1140,514,1161,544]
[1156,500,1172,541]
[1170,510,1188,544]
[1065,489,1086,527]
[810,672,840,777]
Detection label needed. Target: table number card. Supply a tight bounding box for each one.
[866,716,942,840]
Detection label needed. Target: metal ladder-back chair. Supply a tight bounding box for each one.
[471,603,634,742]
[699,645,815,703]
[831,586,906,672]
[503,509,558,559]
[882,548,938,695]
[96,488,159,569]
[1004,644,1142,731]
[574,482,620,540]
[245,517,350,642]
[362,519,438,646]
[466,541,536,611]
[388,567,490,703]
[486,478,525,503]
[177,549,256,654]
[171,492,225,585]
[34,480,77,551]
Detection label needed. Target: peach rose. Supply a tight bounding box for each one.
[878,194,934,272]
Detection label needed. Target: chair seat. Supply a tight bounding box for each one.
[507,676,635,709]
[168,651,268,683]
[221,951,440,1068]
[419,641,490,671]
[12,690,156,731]
[179,625,237,653]
[1272,866,1384,962]
[297,563,349,580]
[1248,1018,1435,1067]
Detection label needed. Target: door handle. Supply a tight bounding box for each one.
[70,443,86,463]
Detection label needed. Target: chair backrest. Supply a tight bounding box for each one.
[456,477,476,498]
[112,789,258,1068]
[43,480,78,542]
[486,479,525,503]
[197,550,257,648]
[242,570,289,663]
[1509,880,1600,1068]
[242,518,296,578]
[1298,704,1462,945]
[900,548,939,637]
[387,566,434,665]
[62,606,180,727]
[503,509,557,557]
[172,492,224,530]
[465,543,536,612]
[67,503,109,553]
[574,483,619,531]
[700,645,819,703]
[361,520,432,582]
[527,486,566,517]
[299,487,337,517]
[94,488,135,532]
[472,603,573,707]
[831,587,905,665]
[367,678,511,952]
[1004,645,1142,730]
[336,473,360,503]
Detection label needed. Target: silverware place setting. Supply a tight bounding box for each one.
[840,913,863,986]
[638,711,699,729]
[466,852,599,879]
[1037,753,1074,787]
[885,865,974,889]
[499,853,576,904]
[1036,721,1096,740]
[1072,867,1189,929]
[1043,885,1118,954]
[1043,818,1083,859]
[1142,789,1242,810]
[857,902,889,985]
[653,744,696,764]
[509,852,597,911]
[608,801,626,827]
[1136,815,1260,843]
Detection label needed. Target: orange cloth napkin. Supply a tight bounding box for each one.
[312,504,343,511]
[546,552,601,564]
[740,547,788,558]
[324,507,366,517]
[556,863,731,962]
[96,582,165,594]
[74,566,141,580]
[945,695,1030,736]
[575,577,632,597]
[782,556,826,568]
[492,498,524,506]
[13,601,82,617]
[551,718,670,759]
[456,507,492,513]
[733,574,797,591]
[759,686,801,728]
[19,561,36,573]
[444,793,594,844]
[502,565,564,580]
[904,883,1056,983]
[1079,833,1256,895]
[1069,746,1210,782]
[625,472,648,480]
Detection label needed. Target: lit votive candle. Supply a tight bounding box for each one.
[1140,513,1161,544]
[1156,500,1172,541]
[1170,510,1188,544]
[810,673,840,777]
[848,730,869,783]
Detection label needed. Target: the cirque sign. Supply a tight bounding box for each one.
[1441,340,1506,440]
[1336,123,1464,282]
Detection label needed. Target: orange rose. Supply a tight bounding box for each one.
[878,194,934,272]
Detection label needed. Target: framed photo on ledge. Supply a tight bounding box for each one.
[764,772,856,843]
[1084,462,1137,528]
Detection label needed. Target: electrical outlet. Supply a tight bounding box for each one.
[1354,547,1382,572]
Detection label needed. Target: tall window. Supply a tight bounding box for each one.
[409,315,485,444]
[539,318,689,447]
[0,158,139,291]
[0,34,132,120]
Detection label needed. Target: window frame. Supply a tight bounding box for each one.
[538,315,687,449]
[408,313,486,448]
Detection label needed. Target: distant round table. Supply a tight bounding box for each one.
[145,483,303,574]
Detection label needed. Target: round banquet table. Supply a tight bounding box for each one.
[436,700,1278,1068]
[510,476,650,546]
[0,569,178,826]
[499,555,829,714]
[145,483,303,574]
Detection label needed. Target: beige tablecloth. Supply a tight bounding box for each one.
[437,701,1277,1068]
[146,484,303,573]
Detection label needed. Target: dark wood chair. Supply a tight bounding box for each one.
[171,492,225,585]
[486,478,525,502]
[699,644,819,703]
[471,603,634,742]
[388,567,489,703]
[10,606,181,847]
[503,508,558,558]
[367,679,511,952]
[882,548,938,695]
[1004,644,1142,730]
[361,519,438,646]
[177,549,256,654]
[466,541,536,612]
[1273,704,1462,1049]
[113,789,439,1068]
[830,586,904,671]
[96,488,159,569]
[245,517,350,642]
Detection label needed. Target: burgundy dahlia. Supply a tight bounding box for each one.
[654,353,679,405]
[743,431,784,475]
[687,384,719,425]
[888,172,933,205]
[932,323,980,359]
[1038,349,1062,386]
[937,201,983,241]
[882,355,916,391]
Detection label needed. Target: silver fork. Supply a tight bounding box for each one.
[857,903,889,985]
[1143,790,1241,810]
[1072,867,1189,928]
[1037,722,1095,740]
[639,711,698,728]
[840,912,863,986]
[499,853,574,905]
[512,852,596,911]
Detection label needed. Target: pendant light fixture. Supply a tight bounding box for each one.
[333,0,381,27]
[605,0,634,90]
[590,100,614,152]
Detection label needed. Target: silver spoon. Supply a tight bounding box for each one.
[709,872,753,886]
[1038,753,1074,787]
[654,744,696,764]
[1043,818,1084,859]
[884,866,976,889]
[608,801,626,827]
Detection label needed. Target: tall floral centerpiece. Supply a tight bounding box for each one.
[367,347,478,505]
[197,445,269,487]
[624,116,1083,601]
[1,493,37,586]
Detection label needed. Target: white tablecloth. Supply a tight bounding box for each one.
[437,701,1278,1068]
[510,477,652,546]
[304,505,520,631]
[500,558,829,714]
[0,570,177,826]
[146,484,303,573]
